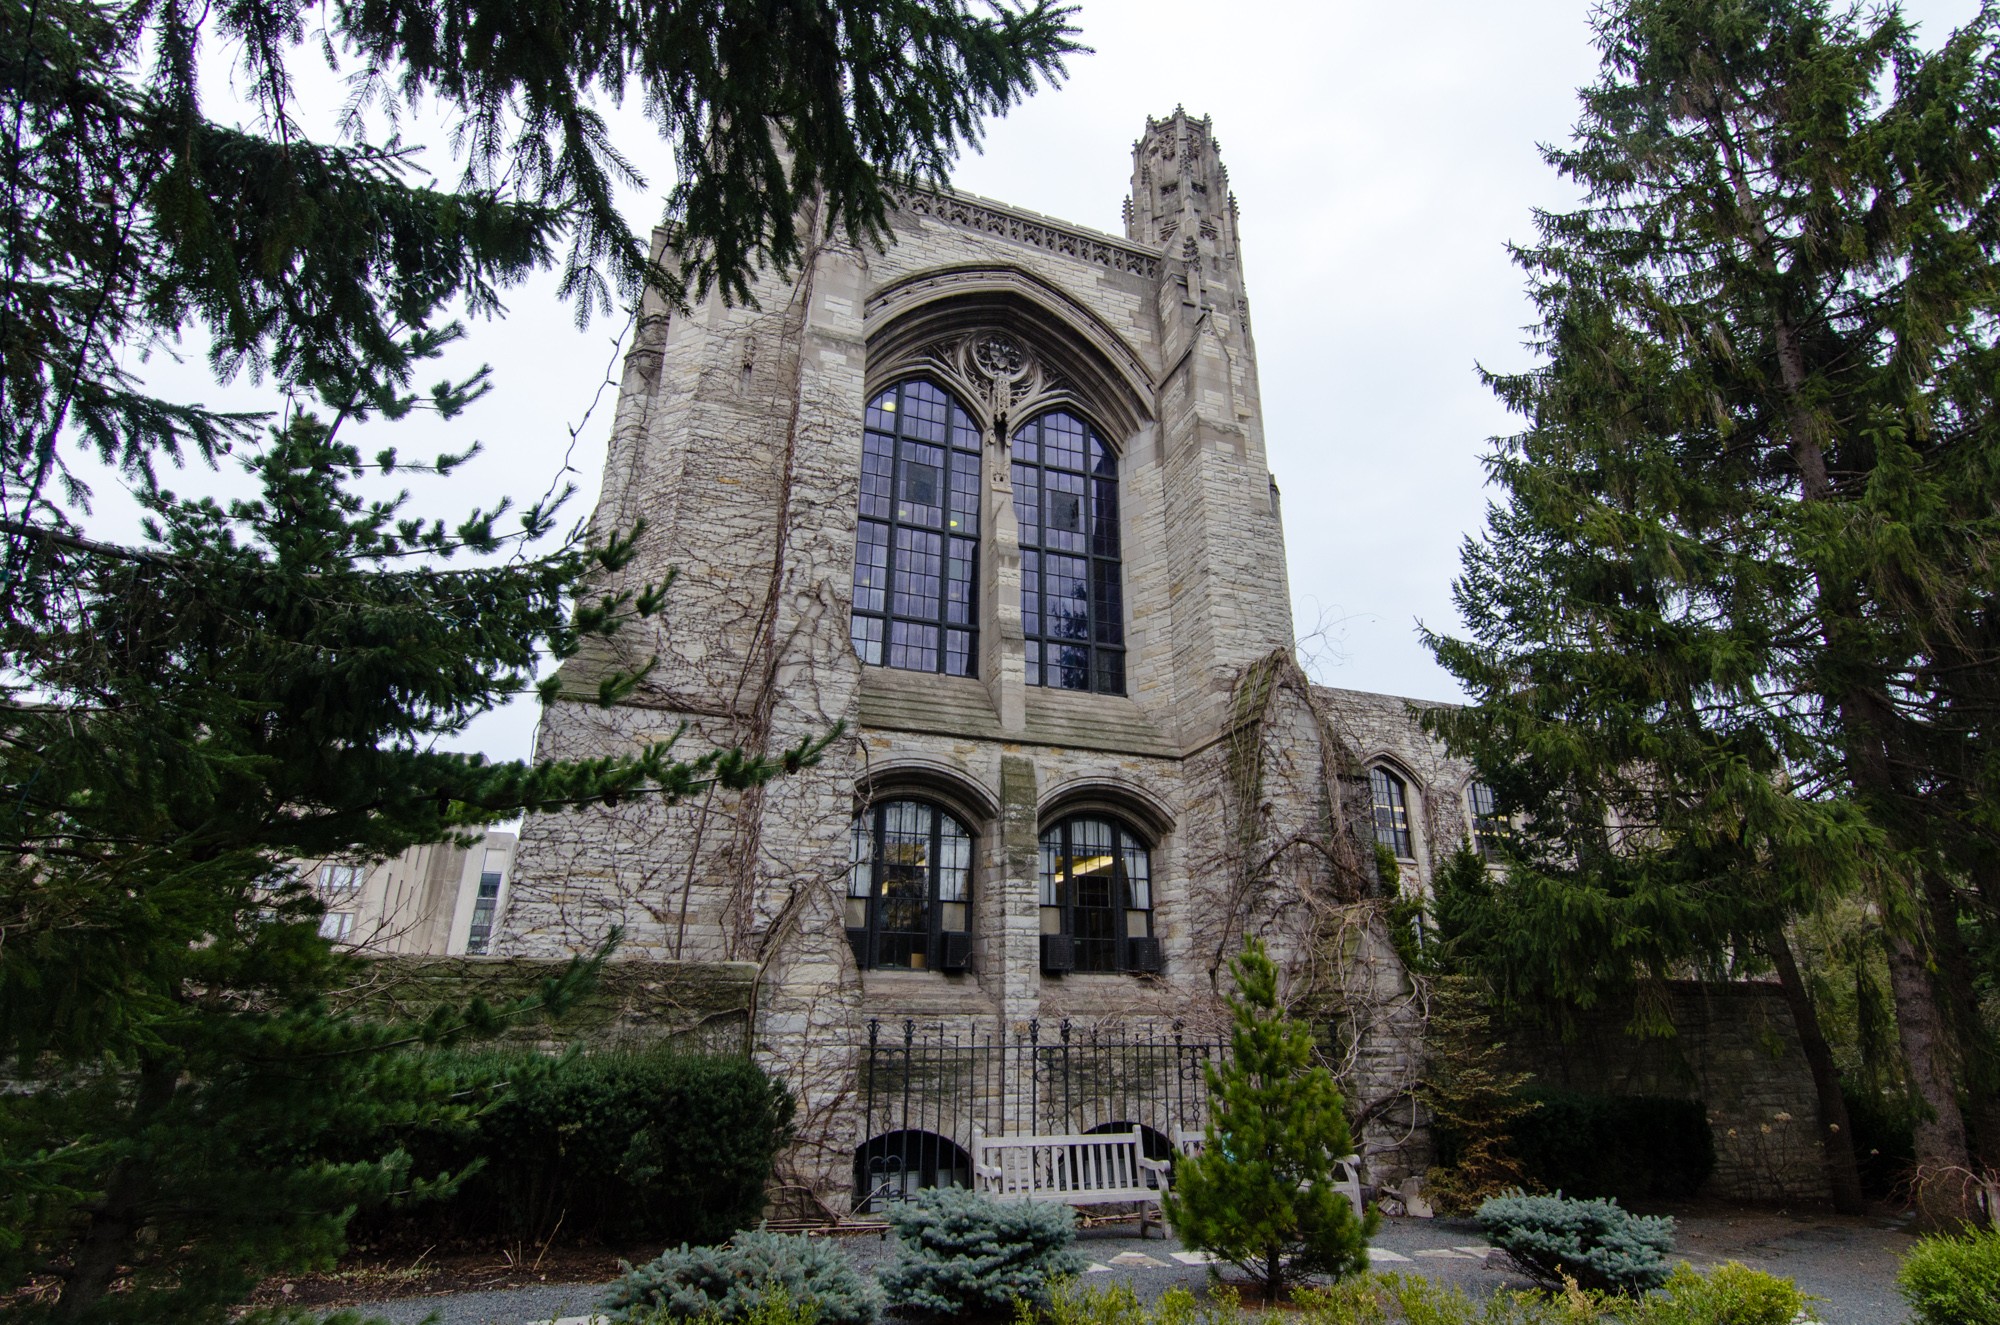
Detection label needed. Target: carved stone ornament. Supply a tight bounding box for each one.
[971,333,1027,383]
[907,332,1064,448]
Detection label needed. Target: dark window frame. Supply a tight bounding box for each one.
[1038,814,1155,974]
[1466,781,1505,861]
[1011,410,1125,694]
[846,798,974,972]
[850,379,982,677]
[1370,766,1415,859]
[466,868,504,954]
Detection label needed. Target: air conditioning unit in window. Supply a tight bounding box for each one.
[1040,934,1074,973]
[940,932,972,972]
[1126,936,1163,973]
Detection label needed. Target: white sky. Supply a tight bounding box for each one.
[105,0,1984,763]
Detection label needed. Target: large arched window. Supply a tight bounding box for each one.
[851,380,982,677]
[1011,411,1124,694]
[846,799,973,971]
[1370,767,1414,859]
[1037,815,1156,974]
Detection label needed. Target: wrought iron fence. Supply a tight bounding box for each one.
[854,1017,1227,1209]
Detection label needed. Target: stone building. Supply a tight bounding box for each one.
[300,829,517,956]
[494,110,1821,1212]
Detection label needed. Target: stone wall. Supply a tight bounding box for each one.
[349,955,758,1051]
[1499,981,1830,1204]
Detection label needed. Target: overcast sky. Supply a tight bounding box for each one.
[111,0,1985,763]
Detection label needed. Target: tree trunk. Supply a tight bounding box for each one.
[1924,869,2000,1169]
[1765,928,1866,1214]
[1885,929,1984,1229]
[54,1056,178,1322]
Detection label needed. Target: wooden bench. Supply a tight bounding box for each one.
[970,1126,1173,1237]
[1173,1128,1367,1220]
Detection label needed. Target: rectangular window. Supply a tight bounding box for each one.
[319,864,362,893]
[1468,782,1505,861]
[319,912,355,941]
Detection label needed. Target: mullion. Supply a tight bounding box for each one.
[866,804,886,970]
[1060,821,1075,953]
[927,812,943,966]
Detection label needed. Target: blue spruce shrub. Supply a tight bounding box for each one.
[879,1186,1087,1314]
[1476,1190,1674,1294]
[600,1229,880,1324]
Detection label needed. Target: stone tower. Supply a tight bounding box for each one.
[498,112,1425,1211]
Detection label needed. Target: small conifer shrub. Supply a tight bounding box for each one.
[1162,939,1378,1303]
[1898,1225,2000,1325]
[600,1229,879,1324]
[879,1185,1086,1314]
[1476,1190,1674,1294]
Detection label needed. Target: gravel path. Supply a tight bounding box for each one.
[348,1208,1923,1325]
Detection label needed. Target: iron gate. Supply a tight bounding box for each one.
[855,1018,1227,1209]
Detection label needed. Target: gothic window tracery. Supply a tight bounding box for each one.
[1011,411,1125,694]
[846,799,973,972]
[1037,815,1156,974]
[850,379,981,677]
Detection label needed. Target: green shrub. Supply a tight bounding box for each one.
[1625,1262,1806,1325]
[1477,1191,1674,1294]
[1507,1090,1714,1201]
[347,1044,793,1247]
[1012,1264,1808,1324]
[1899,1225,2000,1325]
[601,1230,879,1325]
[1020,1278,1158,1325]
[881,1186,1086,1314]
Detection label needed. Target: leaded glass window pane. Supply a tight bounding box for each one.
[1371,767,1413,859]
[851,380,981,677]
[1011,411,1124,694]
[848,799,975,971]
[1037,816,1153,973]
[1467,781,1504,861]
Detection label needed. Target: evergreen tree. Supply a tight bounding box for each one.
[1419,849,1540,1215]
[1163,939,1377,1304]
[0,0,1081,1314]
[1424,0,2000,1225]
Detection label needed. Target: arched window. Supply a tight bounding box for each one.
[1037,815,1156,973]
[1011,411,1124,694]
[851,380,981,677]
[846,799,973,971]
[853,1130,971,1210]
[1466,781,1504,861]
[1370,767,1413,859]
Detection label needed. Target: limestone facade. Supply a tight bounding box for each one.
[492,110,1813,1211]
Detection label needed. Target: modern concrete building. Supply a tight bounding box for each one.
[303,830,516,956]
